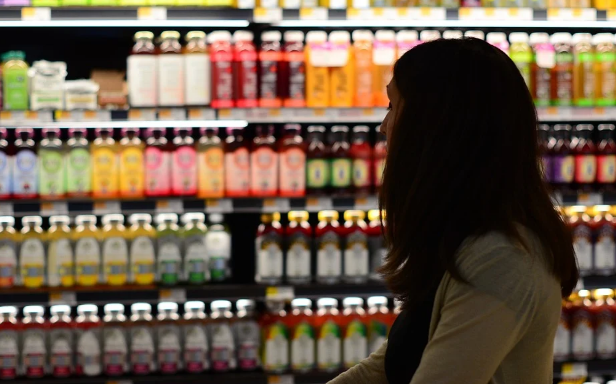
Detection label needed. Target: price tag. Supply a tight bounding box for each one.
[0,203,13,216]
[406,6,445,19]
[548,8,596,21]
[93,201,121,215]
[355,196,378,210]
[561,362,587,379]
[21,7,51,21]
[305,197,333,212]
[49,291,77,306]
[55,111,74,122]
[128,109,156,121]
[40,202,69,216]
[159,289,186,302]
[495,7,532,20]
[158,108,186,121]
[299,7,328,19]
[155,199,183,214]
[608,9,616,20]
[265,286,294,301]
[577,193,602,205]
[137,7,167,20]
[262,198,290,213]
[253,7,283,22]
[205,199,233,213]
[267,375,295,384]
[188,108,216,120]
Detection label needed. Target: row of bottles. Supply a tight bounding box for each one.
[0,212,231,289]
[255,210,385,285]
[0,125,385,199]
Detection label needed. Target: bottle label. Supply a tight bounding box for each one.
[103,236,128,286]
[225,148,250,197]
[533,67,551,106]
[343,319,367,368]
[172,146,198,195]
[183,324,209,372]
[577,54,595,106]
[92,147,119,198]
[286,233,311,279]
[553,52,573,106]
[344,230,369,277]
[75,237,100,286]
[354,48,373,107]
[205,231,231,281]
[23,328,46,377]
[279,148,306,197]
[158,239,181,285]
[596,310,616,358]
[331,158,352,187]
[120,147,144,197]
[255,233,284,281]
[285,51,306,107]
[368,319,388,355]
[237,50,258,108]
[597,52,616,105]
[511,51,531,88]
[264,323,289,372]
[572,310,594,359]
[210,323,236,371]
[317,231,342,278]
[598,155,616,183]
[575,154,597,183]
[551,155,574,183]
[368,235,386,279]
[184,53,211,105]
[595,224,615,274]
[198,147,224,198]
[184,235,208,284]
[20,238,45,288]
[158,54,184,106]
[307,159,329,188]
[251,147,278,196]
[127,55,157,107]
[50,328,73,377]
[130,236,155,285]
[47,238,74,287]
[259,50,282,107]
[67,148,91,195]
[157,325,181,373]
[3,67,29,109]
[145,147,171,196]
[76,330,102,376]
[103,327,128,375]
[0,152,10,197]
[234,320,260,370]
[352,158,370,188]
[0,240,16,288]
[553,310,571,361]
[573,224,593,274]
[0,330,18,379]
[317,321,341,370]
[211,53,234,108]
[130,326,155,374]
[39,149,65,197]
[292,322,315,371]
[12,149,37,197]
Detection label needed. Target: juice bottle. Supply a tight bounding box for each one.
[261,300,290,373]
[366,296,391,354]
[279,124,306,198]
[127,31,157,108]
[551,124,575,191]
[0,129,10,199]
[350,125,372,196]
[316,210,342,284]
[0,217,16,289]
[593,33,616,107]
[286,210,312,284]
[182,301,209,373]
[251,125,278,197]
[260,31,283,108]
[329,31,353,107]
[155,213,182,286]
[315,298,342,372]
[184,31,211,106]
[91,128,119,199]
[530,33,554,107]
[172,127,197,196]
[509,32,531,89]
[373,127,386,190]
[101,214,129,286]
[352,30,374,107]
[555,297,573,361]
[209,31,235,109]
[75,304,102,376]
[47,215,74,288]
[289,298,315,372]
[129,303,155,375]
[20,216,45,288]
[119,127,145,198]
[306,125,329,195]
[102,304,128,376]
[49,305,73,378]
[21,305,47,378]
[373,30,396,107]
[2,51,29,110]
[0,306,18,379]
[464,31,485,40]
[127,214,155,285]
[282,31,306,108]
[330,126,352,196]
[306,31,330,108]
[157,31,184,107]
[341,297,367,369]
[66,128,91,198]
[396,30,419,59]
[233,30,258,108]
[593,289,616,359]
[156,302,182,374]
[144,128,172,197]
[442,31,462,39]
[39,128,65,199]
[367,210,386,280]
[570,290,595,360]
[568,207,593,275]
[197,127,224,198]
[234,299,261,370]
[342,210,369,284]
[597,124,616,190]
[205,213,232,281]
[255,212,284,285]
[12,127,38,199]
[419,30,440,43]
[592,206,616,276]
[225,127,250,197]
[486,32,509,54]
[181,212,209,285]
[573,124,597,191]
[573,33,595,107]
[209,300,237,372]
[74,215,101,287]
[550,33,573,107]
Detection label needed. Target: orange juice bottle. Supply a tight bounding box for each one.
[92,128,119,199]
[329,31,353,108]
[593,33,616,107]
[351,30,374,108]
[373,30,396,107]
[306,31,330,108]
[119,128,145,199]
[573,33,595,107]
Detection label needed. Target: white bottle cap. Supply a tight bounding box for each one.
[102,213,124,225]
[131,303,152,313]
[181,212,206,224]
[262,30,282,42]
[76,214,97,225]
[155,213,178,224]
[375,30,395,41]
[104,303,125,314]
[77,304,98,314]
[317,298,338,307]
[211,300,232,311]
[23,305,45,316]
[572,33,592,45]
[0,216,15,226]
[592,33,614,45]
[306,30,327,43]
[185,301,205,312]
[328,30,351,43]
[207,30,232,43]
[530,32,550,45]
[50,305,71,315]
[486,32,507,44]
[232,30,254,42]
[158,302,178,312]
[22,216,43,226]
[508,32,529,44]
[343,297,364,307]
[420,30,441,42]
[464,30,484,40]
[209,213,224,223]
[549,32,572,45]
[129,213,152,225]
[283,30,305,42]
[367,296,388,306]
[0,306,17,315]
[291,298,312,308]
[352,29,374,42]
[396,30,418,43]
[442,30,462,39]
[236,299,255,310]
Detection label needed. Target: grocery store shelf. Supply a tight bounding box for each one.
[537,107,616,122]
[554,359,616,378]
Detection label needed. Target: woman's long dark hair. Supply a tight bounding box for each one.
[380,37,579,308]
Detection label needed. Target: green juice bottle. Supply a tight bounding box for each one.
[39,128,66,199]
[181,213,208,285]
[2,51,29,110]
[155,214,182,286]
[66,128,91,198]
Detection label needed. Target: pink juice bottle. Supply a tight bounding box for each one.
[171,127,197,196]
[233,31,258,108]
[530,32,554,107]
[224,127,250,197]
[396,31,419,59]
[144,128,172,197]
[486,32,509,55]
[209,31,235,109]
[251,125,278,197]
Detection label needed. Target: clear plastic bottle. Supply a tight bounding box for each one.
[341,297,367,369]
[156,302,182,374]
[47,215,74,288]
[234,299,261,370]
[206,213,232,281]
[20,216,45,288]
[102,304,128,376]
[75,304,102,376]
[182,301,209,373]
[129,303,155,375]
[255,212,284,285]
[21,305,47,378]
[210,300,237,372]
[74,215,101,287]
[155,213,182,286]
[49,305,73,377]
[181,212,209,284]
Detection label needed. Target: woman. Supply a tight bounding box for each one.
[329,37,578,384]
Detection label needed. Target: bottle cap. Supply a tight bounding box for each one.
[23,305,44,316]
[375,30,395,41]
[211,300,232,311]
[396,30,418,43]
[156,213,178,224]
[553,124,572,132]
[186,31,206,41]
[122,127,140,136]
[102,214,124,225]
[420,30,441,42]
[208,30,232,43]
[104,303,125,314]
[42,127,60,136]
[131,303,152,313]
[307,125,326,133]
[95,127,113,136]
[343,210,366,221]
[134,31,154,41]
[236,299,256,311]
[549,32,571,45]
[508,32,529,44]
[572,33,592,45]
[0,306,17,315]
[329,30,351,43]
[306,31,327,43]
[284,124,301,132]
[0,216,15,226]
[575,124,594,132]
[232,30,254,42]
[77,304,98,314]
[128,213,152,225]
[15,127,33,137]
[262,30,282,42]
[352,30,374,42]
[160,30,180,40]
[318,210,339,221]
[367,209,383,222]
[464,30,484,40]
[442,30,462,40]
[174,127,192,135]
[209,213,224,223]
[486,32,507,44]
[226,127,242,136]
[353,125,370,133]
[50,305,71,315]
[49,215,71,226]
[291,298,312,308]
[22,216,43,226]
[158,302,178,313]
[261,212,281,222]
[146,127,166,136]
[592,33,614,45]
[598,124,616,131]
[331,125,349,133]
[185,301,206,312]
[288,210,309,221]
[283,31,305,42]
[317,298,338,308]
[181,212,206,224]
[200,127,219,136]
[367,296,388,306]
[342,297,364,307]
[76,214,97,225]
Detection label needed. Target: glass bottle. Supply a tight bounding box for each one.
[181,212,209,285]
[127,214,156,285]
[550,33,573,107]
[573,124,596,192]
[350,125,373,195]
[366,296,391,355]
[127,31,157,107]
[39,127,65,199]
[224,127,250,197]
[66,128,91,197]
[315,298,341,372]
[0,217,17,289]
[118,127,145,198]
[197,127,224,198]
[182,301,209,373]
[47,215,74,288]
[21,305,47,378]
[261,300,290,373]
[101,214,129,286]
[12,127,38,199]
[251,125,278,197]
[255,212,284,285]
[205,213,232,281]
[102,304,128,376]
[75,304,102,376]
[0,128,10,199]
[234,299,261,370]
[342,210,369,284]
[172,127,197,196]
[155,213,182,286]
[20,216,45,288]
[279,124,306,198]
[49,305,73,377]
[330,126,352,195]
[209,300,237,372]
[573,33,595,107]
[157,30,184,107]
[289,298,315,372]
[156,302,182,374]
[286,210,312,285]
[74,215,100,287]
[184,31,211,106]
[341,297,368,369]
[129,303,155,375]
[306,125,329,195]
[91,128,119,199]
[597,124,616,191]
[551,124,575,191]
[144,128,171,197]
[316,210,342,284]
[0,306,18,379]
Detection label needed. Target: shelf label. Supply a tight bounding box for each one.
[262,198,290,213]
[49,291,77,306]
[137,7,167,20]
[265,286,294,301]
[188,108,216,120]
[158,108,186,121]
[547,8,596,21]
[128,109,156,121]
[0,110,52,125]
[608,9,616,20]
[267,375,295,384]
[40,202,69,216]
[459,7,530,20]
[305,197,333,212]
[561,362,587,379]
[21,7,51,21]
[355,196,378,210]
[577,193,602,206]
[205,198,233,213]
[155,199,183,214]
[217,108,245,120]
[253,7,283,22]
[0,203,13,216]
[299,7,328,19]
[159,288,186,302]
[93,201,121,215]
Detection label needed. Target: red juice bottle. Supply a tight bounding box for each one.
[350,125,373,196]
[330,126,352,196]
[367,209,386,281]
[597,124,616,191]
[129,303,155,375]
[0,306,19,379]
[260,300,289,373]
[593,289,616,359]
[286,210,312,285]
[341,297,367,369]
[182,301,210,373]
[366,296,391,355]
[225,127,250,197]
[279,124,306,198]
[255,212,284,285]
[49,305,73,378]
[251,125,278,197]
[568,207,593,276]
[538,125,552,182]
[102,304,128,376]
[144,128,172,197]
[306,126,329,196]
[0,128,10,199]
[592,206,616,276]
[289,298,315,373]
[282,31,306,108]
[551,124,575,192]
[22,305,47,378]
[316,210,342,284]
[571,290,595,360]
[315,298,342,372]
[233,31,258,108]
[156,302,182,374]
[209,31,235,109]
[209,300,237,372]
[573,124,597,192]
[12,127,38,199]
[74,304,102,376]
[171,127,197,196]
[233,299,261,371]
[342,210,369,284]
[373,127,386,191]
[259,31,283,108]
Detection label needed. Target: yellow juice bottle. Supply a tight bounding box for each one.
[101,214,129,286]
[47,216,74,288]
[0,217,17,289]
[306,31,330,108]
[92,128,119,199]
[73,215,101,287]
[373,30,397,107]
[352,30,375,108]
[119,128,145,198]
[593,33,616,107]
[329,31,354,108]
[19,216,46,288]
[127,213,156,285]
[573,33,595,107]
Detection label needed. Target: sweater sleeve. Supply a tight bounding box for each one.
[326,340,388,384]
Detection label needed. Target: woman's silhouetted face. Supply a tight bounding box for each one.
[381,81,400,141]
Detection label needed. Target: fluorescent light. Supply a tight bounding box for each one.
[1,120,248,128]
[0,19,250,27]
[274,19,615,28]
